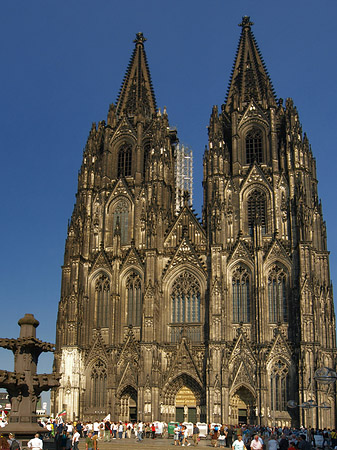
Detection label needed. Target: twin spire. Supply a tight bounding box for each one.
[225,16,277,111]
[116,19,276,120]
[116,32,157,120]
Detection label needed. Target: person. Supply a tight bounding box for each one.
[182,425,191,447]
[174,424,181,446]
[232,435,246,450]
[192,424,200,447]
[251,436,263,450]
[267,435,279,450]
[211,426,219,448]
[8,433,20,450]
[72,429,80,450]
[85,432,94,450]
[28,434,43,450]
[0,437,10,450]
[278,435,289,450]
[137,421,143,442]
[104,420,111,442]
[227,427,234,448]
[151,423,156,439]
[218,427,227,448]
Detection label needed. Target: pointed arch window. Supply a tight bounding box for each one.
[117,143,132,177]
[270,360,289,411]
[170,271,201,343]
[268,265,288,323]
[113,199,129,245]
[95,274,110,328]
[90,359,107,408]
[171,272,201,323]
[126,272,142,327]
[232,265,251,323]
[246,129,263,164]
[247,189,266,235]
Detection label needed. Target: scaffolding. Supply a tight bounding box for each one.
[175,143,193,214]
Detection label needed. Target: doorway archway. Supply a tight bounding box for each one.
[119,385,137,422]
[161,374,205,423]
[229,385,256,425]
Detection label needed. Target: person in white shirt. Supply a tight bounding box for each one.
[232,435,246,450]
[251,436,263,450]
[72,431,80,450]
[28,434,43,450]
[93,421,100,435]
[137,422,143,442]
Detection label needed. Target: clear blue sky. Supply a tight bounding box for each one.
[1,1,337,407]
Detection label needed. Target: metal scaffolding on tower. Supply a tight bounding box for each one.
[175,143,193,214]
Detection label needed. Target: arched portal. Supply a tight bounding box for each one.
[161,374,205,424]
[229,386,256,425]
[119,385,137,422]
[176,386,196,423]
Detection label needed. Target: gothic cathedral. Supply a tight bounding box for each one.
[53,17,336,427]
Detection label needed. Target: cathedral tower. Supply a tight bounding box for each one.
[53,20,336,427]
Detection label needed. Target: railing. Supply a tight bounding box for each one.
[169,324,203,343]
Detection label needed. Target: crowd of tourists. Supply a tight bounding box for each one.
[1,420,337,450]
[35,419,337,450]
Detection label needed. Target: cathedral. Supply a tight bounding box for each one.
[52,17,336,428]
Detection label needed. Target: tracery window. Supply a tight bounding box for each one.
[246,129,263,164]
[90,359,107,408]
[113,199,129,245]
[171,272,201,323]
[117,143,132,177]
[268,265,288,323]
[232,265,251,323]
[247,189,266,235]
[270,360,289,411]
[95,274,110,328]
[126,272,142,327]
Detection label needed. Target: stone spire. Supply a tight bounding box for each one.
[116,32,157,120]
[225,16,277,112]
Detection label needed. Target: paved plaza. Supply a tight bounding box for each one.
[77,437,215,450]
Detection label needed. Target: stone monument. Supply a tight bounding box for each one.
[0,314,60,439]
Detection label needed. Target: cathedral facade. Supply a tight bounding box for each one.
[52,17,336,428]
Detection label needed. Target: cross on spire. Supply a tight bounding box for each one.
[134,32,147,45]
[239,16,254,29]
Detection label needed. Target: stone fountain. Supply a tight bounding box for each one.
[0,314,60,440]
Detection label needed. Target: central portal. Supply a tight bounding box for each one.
[175,386,196,423]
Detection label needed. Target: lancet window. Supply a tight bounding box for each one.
[268,265,288,323]
[126,272,142,327]
[89,359,107,408]
[113,199,129,245]
[171,272,201,323]
[246,129,263,164]
[95,274,110,328]
[270,360,289,411]
[247,189,266,235]
[232,265,251,323]
[117,143,132,177]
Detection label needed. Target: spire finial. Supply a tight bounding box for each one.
[239,16,254,29]
[134,32,147,45]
